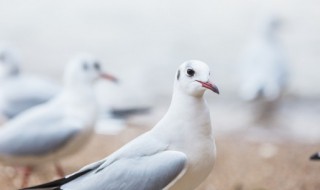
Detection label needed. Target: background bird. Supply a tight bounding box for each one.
[21,60,219,190]
[239,15,288,125]
[0,44,150,133]
[0,54,118,188]
[95,107,151,135]
[0,46,60,122]
[310,152,320,161]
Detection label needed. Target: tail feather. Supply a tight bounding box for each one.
[20,169,91,190]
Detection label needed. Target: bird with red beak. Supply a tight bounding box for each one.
[174,60,219,97]
[19,60,219,190]
[0,54,118,188]
[64,54,118,86]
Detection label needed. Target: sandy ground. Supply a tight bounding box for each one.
[0,125,319,190]
[0,98,319,190]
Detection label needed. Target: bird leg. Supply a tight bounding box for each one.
[20,167,32,188]
[54,162,65,177]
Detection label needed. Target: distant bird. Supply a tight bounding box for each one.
[21,60,219,190]
[0,46,60,120]
[239,16,288,123]
[95,107,151,135]
[0,54,118,188]
[310,152,320,160]
[108,107,150,119]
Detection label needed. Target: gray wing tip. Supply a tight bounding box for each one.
[310,152,320,160]
[19,169,93,190]
[109,107,151,119]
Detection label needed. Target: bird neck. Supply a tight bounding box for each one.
[62,82,96,107]
[259,27,277,42]
[60,84,98,124]
[153,88,212,140]
[169,89,206,113]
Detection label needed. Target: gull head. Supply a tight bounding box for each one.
[64,54,118,86]
[175,60,219,97]
[0,46,20,78]
[260,15,282,38]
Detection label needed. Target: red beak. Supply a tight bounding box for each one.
[196,80,219,94]
[100,73,118,83]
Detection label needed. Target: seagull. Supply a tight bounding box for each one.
[0,54,118,188]
[239,16,288,123]
[310,152,320,161]
[0,46,144,128]
[0,46,60,120]
[21,60,220,190]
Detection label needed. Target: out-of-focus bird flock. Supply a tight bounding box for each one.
[0,1,320,190]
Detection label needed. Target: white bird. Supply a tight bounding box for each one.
[239,16,288,123]
[0,46,144,131]
[0,46,60,120]
[0,54,118,188]
[22,60,219,190]
[310,152,320,161]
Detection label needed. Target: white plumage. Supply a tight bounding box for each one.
[239,16,288,124]
[0,54,117,188]
[0,46,60,120]
[240,16,288,102]
[22,60,219,190]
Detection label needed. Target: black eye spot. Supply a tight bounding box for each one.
[94,62,101,71]
[177,70,180,80]
[186,68,195,77]
[82,63,89,70]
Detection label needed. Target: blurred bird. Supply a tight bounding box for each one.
[0,46,60,121]
[0,46,148,132]
[0,54,118,188]
[310,152,320,161]
[239,16,288,124]
[95,107,151,135]
[21,60,219,190]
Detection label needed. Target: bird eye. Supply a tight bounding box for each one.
[93,62,100,71]
[186,68,195,77]
[82,63,89,70]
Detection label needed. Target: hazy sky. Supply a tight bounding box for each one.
[0,0,319,101]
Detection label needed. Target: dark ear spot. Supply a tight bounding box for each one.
[93,62,101,71]
[177,70,180,80]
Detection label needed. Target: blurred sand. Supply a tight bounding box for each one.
[1,95,319,189]
[0,1,319,189]
[1,128,319,190]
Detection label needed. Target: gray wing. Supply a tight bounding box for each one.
[108,107,150,119]
[2,98,49,118]
[62,151,187,190]
[0,75,60,118]
[310,152,320,160]
[0,123,79,156]
[0,105,80,156]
